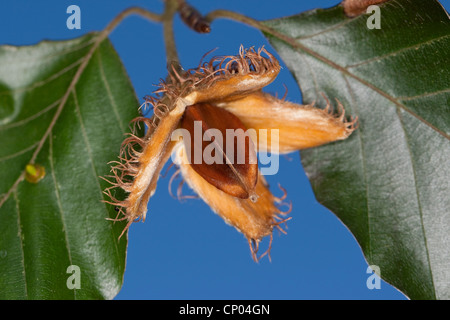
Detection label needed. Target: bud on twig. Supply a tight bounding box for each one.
[178,1,211,33]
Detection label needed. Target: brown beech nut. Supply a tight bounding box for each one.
[181,103,258,200]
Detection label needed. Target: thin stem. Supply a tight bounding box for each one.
[107,7,162,30]
[205,9,293,44]
[163,0,181,66]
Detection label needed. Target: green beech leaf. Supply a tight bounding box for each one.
[0,33,140,299]
[263,0,450,299]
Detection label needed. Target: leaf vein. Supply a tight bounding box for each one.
[0,99,61,131]
[13,190,28,299]
[48,132,75,299]
[396,108,437,299]
[295,18,354,41]
[343,75,372,261]
[72,88,122,266]
[0,141,39,162]
[0,58,84,96]
[345,33,450,69]
[97,51,126,133]
[397,88,450,101]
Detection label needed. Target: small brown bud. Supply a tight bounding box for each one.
[178,2,211,33]
[342,0,388,17]
[25,163,46,183]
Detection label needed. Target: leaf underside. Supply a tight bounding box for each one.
[264,0,450,299]
[0,33,140,299]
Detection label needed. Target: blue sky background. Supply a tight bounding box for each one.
[1,0,448,300]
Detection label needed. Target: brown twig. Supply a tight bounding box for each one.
[163,0,181,66]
